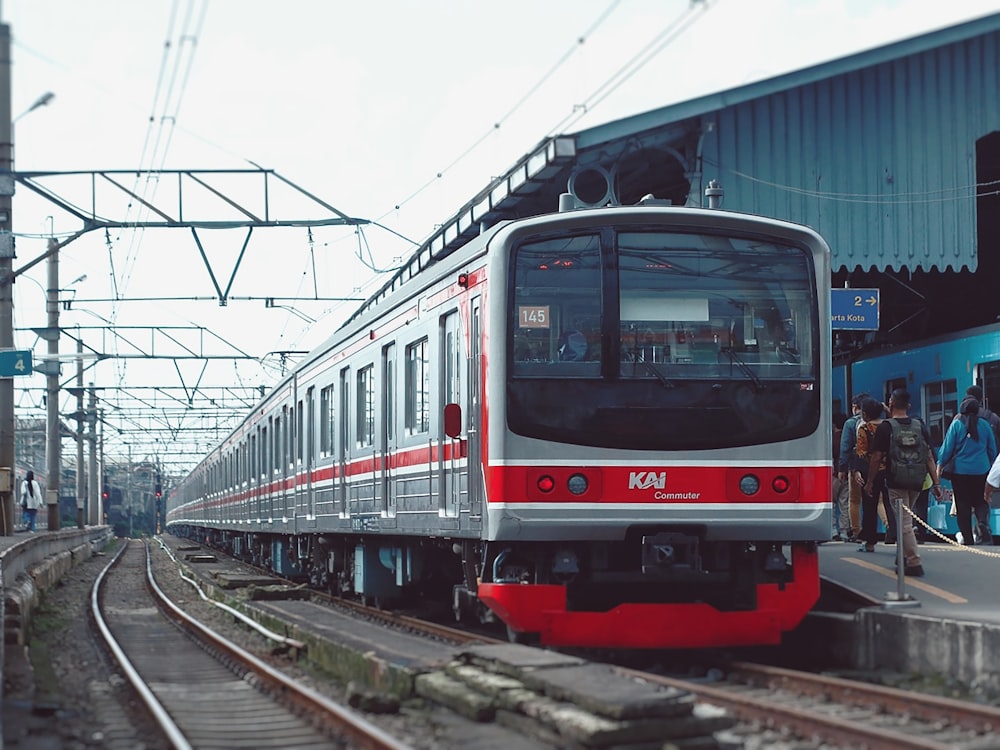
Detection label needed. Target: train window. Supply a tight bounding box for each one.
[262,423,269,477]
[443,312,461,404]
[296,399,304,463]
[306,387,315,463]
[405,338,430,434]
[383,344,395,443]
[320,384,334,456]
[357,365,375,447]
[273,415,282,474]
[512,234,601,375]
[286,404,294,470]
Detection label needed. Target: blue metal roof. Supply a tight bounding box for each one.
[417,11,1000,275]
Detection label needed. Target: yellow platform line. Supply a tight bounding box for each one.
[840,556,968,604]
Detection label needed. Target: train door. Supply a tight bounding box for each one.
[338,366,350,518]
[978,362,1000,414]
[304,387,316,527]
[923,379,959,448]
[467,297,483,519]
[381,343,397,520]
[440,310,463,520]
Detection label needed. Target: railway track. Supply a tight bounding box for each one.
[92,538,412,750]
[629,661,1000,749]
[157,534,1000,749]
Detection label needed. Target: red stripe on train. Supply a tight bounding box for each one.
[485,464,830,503]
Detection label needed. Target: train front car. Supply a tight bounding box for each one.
[476,206,832,649]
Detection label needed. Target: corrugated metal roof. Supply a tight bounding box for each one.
[422,12,1000,274]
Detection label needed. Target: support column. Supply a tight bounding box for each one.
[88,385,99,526]
[0,23,14,536]
[45,238,60,530]
[75,338,84,527]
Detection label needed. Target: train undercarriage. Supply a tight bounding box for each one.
[167,524,820,649]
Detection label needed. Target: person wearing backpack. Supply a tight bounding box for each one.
[866,389,943,576]
[855,397,897,552]
[938,395,998,546]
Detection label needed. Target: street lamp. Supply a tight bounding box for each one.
[12,92,54,125]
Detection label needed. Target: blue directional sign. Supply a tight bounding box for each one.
[831,288,879,331]
[0,349,33,377]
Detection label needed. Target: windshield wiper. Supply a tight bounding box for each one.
[626,348,675,389]
[721,347,765,391]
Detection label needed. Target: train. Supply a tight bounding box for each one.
[833,322,1000,448]
[167,198,833,649]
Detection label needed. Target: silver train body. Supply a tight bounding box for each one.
[168,204,832,649]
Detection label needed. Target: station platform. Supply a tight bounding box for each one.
[818,535,1000,624]
[806,532,1000,688]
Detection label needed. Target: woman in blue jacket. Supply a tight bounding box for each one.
[938,397,998,545]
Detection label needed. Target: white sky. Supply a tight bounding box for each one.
[4,0,1000,468]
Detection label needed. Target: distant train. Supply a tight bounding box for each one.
[833,323,1000,448]
[167,199,832,649]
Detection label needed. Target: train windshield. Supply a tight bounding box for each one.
[509,228,820,449]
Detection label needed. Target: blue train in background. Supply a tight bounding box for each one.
[833,322,1000,539]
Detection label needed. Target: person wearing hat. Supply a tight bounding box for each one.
[939,395,998,546]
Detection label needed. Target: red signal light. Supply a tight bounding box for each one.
[537,475,555,493]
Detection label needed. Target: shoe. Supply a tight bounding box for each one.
[884,535,896,545]
[858,543,875,553]
[978,525,993,545]
[832,534,843,542]
[904,565,924,577]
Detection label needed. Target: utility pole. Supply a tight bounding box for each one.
[0,23,14,536]
[88,384,99,525]
[75,338,84,527]
[45,238,59,530]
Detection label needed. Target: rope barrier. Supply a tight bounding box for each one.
[900,501,1000,559]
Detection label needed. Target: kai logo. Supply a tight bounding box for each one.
[628,471,666,490]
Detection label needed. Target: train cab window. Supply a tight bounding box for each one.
[508,227,820,450]
[512,234,601,376]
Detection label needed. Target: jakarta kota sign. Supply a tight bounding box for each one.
[0,349,32,377]
[831,288,879,331]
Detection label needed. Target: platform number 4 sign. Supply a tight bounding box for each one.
[0,350,33,377]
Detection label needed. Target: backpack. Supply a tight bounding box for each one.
[887,417,928,490]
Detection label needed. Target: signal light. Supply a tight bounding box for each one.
[537,475,555,493]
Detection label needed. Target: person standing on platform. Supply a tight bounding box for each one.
[856,397,895,552]
[984,451,1000,507]
[20,470,42,533]
[867,389,942,576]
[838,392,869,542]
[938,396,997,546]
[832,412,850,540]
[964,385,1000,446]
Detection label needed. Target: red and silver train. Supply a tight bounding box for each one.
[167,200,832,649]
